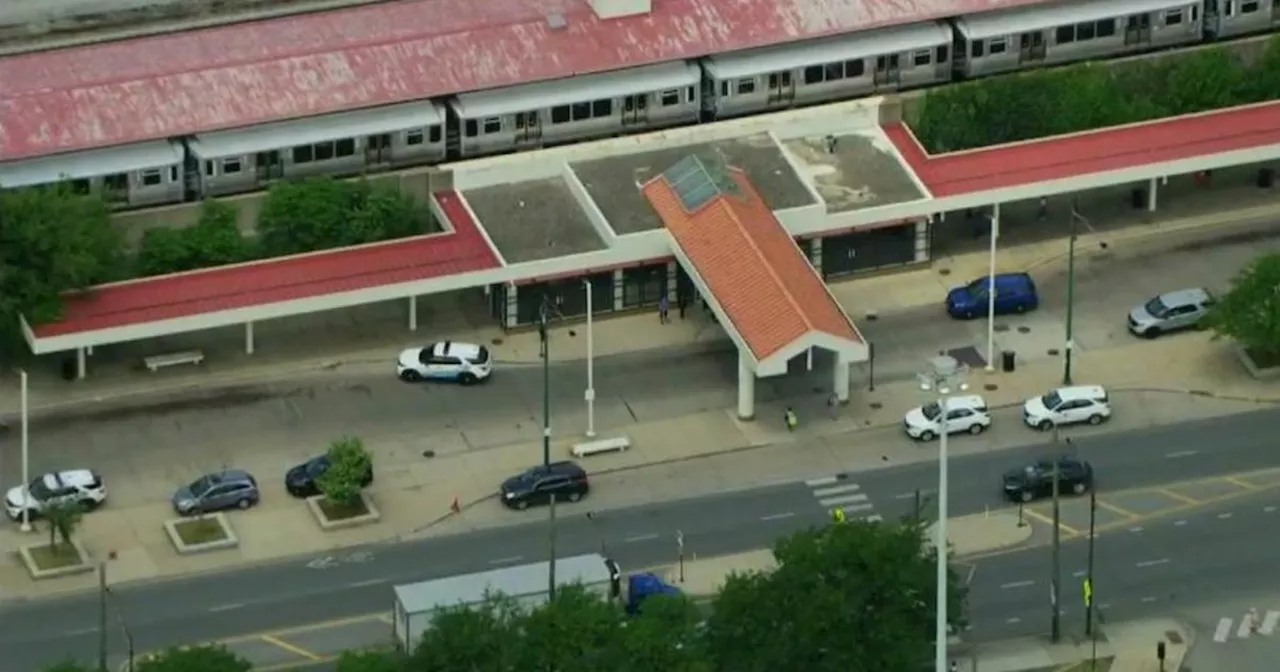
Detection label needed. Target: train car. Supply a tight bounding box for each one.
[701,22,954,119]
[447,61,703,159]
[186,101,448,196]
[954,0,1204,78]
[1205,0,1280,38]
[0,140,185,207]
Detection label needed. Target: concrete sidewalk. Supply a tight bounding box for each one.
[959,617,1190,672]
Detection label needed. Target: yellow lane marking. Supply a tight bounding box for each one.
[1157,488,1200,505]
[260,635,323,662]
[1095,500,1140,520]
[1022,507,1082,538]
[217,612,390,644]
[1225,476,1260,491]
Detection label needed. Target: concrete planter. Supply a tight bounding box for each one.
[306,492,381,530]
[163,513,239,555]
[1234,344,1280,380]
[18,539,94,580]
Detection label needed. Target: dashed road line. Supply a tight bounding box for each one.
[209,603,244,612]
[489,555,524,565]
[1135,558,1169,568]
[760,512,795,521]
[624,533,659,543]
[1000,580,1035,589]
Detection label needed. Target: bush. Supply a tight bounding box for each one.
[914,36,1280,152]
[256,177,432,257]
[136,199,250,276]
[316,436,373,507]
[1205,252,1280,362]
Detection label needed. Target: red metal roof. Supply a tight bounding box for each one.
[643,168,859,361]
[32,190,500,337]
[885,101,1280,197]
[0,0,1052,160]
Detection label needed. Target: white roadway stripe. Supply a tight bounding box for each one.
[1213,618,1233,643]
[489,556,524,565]
[819,497,871,509]
[1135,558,1169,568]
[1165,450,1199,458]
[625,534,659,543]
[812,484,862,498]
[865,514,884,523]
[1262,611,1280,636]
[760,512,795,521]
[1237,616,1253,639]
[1000,580,1035,589]
[806,476,840,487]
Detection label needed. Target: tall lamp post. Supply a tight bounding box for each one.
[582,279,596,439]
[917,355,969,672]
[985,205,1001,371]
[1062,203,1089,386]
[20,369,31,532]
[537,297,558,599]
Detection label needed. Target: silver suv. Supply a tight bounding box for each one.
[1128,288,1214,339]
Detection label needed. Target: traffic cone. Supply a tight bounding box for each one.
[450,497,461,514]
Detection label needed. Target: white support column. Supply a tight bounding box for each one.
[245,321,255,355]
[985,203,1000,371]
[1147,177,1158,212]
[736,355,756,421]
[75,348,86,379]
[408,295,418,332]
[833,353,851,404]
[86,345,94,356]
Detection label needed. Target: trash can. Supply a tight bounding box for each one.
[1259,168,1274,189]
[60,356,77,381]
[1001,350,1016,373]
[1130,188,1145,210]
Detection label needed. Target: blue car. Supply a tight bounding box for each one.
[946,272,1039,320]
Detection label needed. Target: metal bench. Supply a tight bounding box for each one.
[143,350,205,372]
[571,436,631,459]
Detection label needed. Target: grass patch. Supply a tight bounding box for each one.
[173,517,229,545]
[27,543,84,570]
[318,496,370,521]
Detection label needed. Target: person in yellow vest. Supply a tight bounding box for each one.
[831,507,846,524]
[784,407,798,432]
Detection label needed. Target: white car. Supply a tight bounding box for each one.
[5,469,107,520]
[397,341,492,385]
[1023,385,1111,431]
[903,395,991,441]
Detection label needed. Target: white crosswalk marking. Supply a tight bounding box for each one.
[804,476,883,523]
[1211,611,1280,643]
[1262,611,1280,636]
[1237,617,1252,639]
[1214,618,1232,643]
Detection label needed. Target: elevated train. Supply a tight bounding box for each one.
[2,0,1276,207]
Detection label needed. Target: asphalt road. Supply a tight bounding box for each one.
[4,409,1280,670]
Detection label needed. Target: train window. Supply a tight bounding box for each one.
[483,117,502,134]
[204,160,215,176]
[336,138,356,157]
[551,105,571,124]
[140,169,162,186]
[803,65,824,85]
[989,37,1007,54]
[406,128,425,145]
[429,125,442,142]
[737,78,755,94]
[1076,21,1096,40]
[592,99,612,117]
[293,145,314,163]
[844,59,865,77]
[1055,25,1075,43]
[687,86,695,102]
[1242,0,1259,12]
[912,50,932,67]
[721,81,731,96]
[660,89,680,106]
[222,158,243,174]
[1165,9,1183,25]
[70,178,92,194]
[465,119,479,136]
[1097,19,1117,37]
[935,45,949,63]
[824,62,843,81]
[570,102,590,120]
[103,174,127,191]
[170,166,179,182]
[315,141,336,161]
[971,41,985,58]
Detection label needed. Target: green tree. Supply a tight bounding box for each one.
[410,593,524,670]
[703,520,966,672]
[316,436,373,507]
[334,648,407,672]
[1205,252,1280,362]
[0,183,125,351]
[133,644,251,672]
[42,499,84,550]
[42,660,92,672]
[136,200,249,277]
[515,584,625,671]
[609,592,710,672]
[255,177,431,257]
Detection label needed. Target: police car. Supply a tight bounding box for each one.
[397,341,493,385]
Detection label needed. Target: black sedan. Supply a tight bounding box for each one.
[285,455,374,498]
[1003,456,1093,503]
[500,461,589,510]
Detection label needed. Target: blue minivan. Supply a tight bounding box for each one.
[946,272,1039,319]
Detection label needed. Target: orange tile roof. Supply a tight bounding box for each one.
[643,168,859,361]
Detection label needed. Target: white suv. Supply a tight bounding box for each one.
[5,469,107,520]
[1023,385,1111,431]
[397,341,492,385]
[903,395,992,441]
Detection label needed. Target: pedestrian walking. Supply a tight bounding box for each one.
[784,406,798,432]
[1037,197,1048,221]
[658,294,670,324]
[950,661,959,672]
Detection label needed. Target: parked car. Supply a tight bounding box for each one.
[285,454,374,498]
[946,272,1039,320]
[172,469,260,516]
[1023,385,1111,431]
[397,341,492,384]
[903,395,991,441]
[500,461,590,510]
[1127,287,1214,338]
[5,469,106,521]
[1003,456,1093,502]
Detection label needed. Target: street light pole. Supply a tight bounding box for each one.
[1062,203,1087,386]
[1085,486,1098,636]
[20,369,31,533]
[583,279,596,439]
[985,205,1000,371]
[538,296,558,600]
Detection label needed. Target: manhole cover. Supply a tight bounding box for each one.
[865,313,879,321]
[568,330,577,337]
[984,383,998,391]
[993,324,1010,333]
[422,449,436,458]
[869,402,883,410]
[938,268,952,276]
[491,338,504,345]
[1166,630,1184,645]
[1047,348,1060,356]
[1016,326,1031,334]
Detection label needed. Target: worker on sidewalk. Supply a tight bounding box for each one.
[831,507,846,524]
[784,407,798,432]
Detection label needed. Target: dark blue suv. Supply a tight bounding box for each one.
[946,272,1039,319]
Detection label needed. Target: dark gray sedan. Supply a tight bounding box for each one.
[172,469,260,516]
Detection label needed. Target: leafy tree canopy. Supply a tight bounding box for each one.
[133,644,252,672]
[136,199,250,277]
[256,177,432,258]
[334,648,409,672]
[914,36,1280,152]
[1206,252,1280,357]
[317,436,373,506]
[704,520,966,672]
[0,184,124,352]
